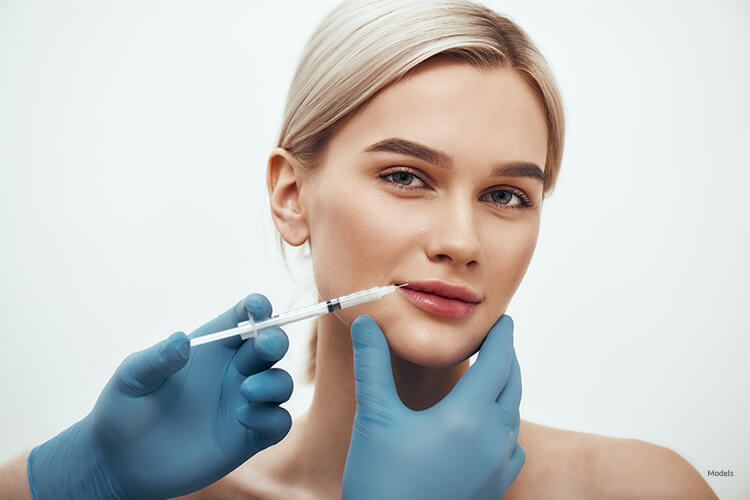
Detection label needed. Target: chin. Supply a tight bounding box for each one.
[385,328,478,368]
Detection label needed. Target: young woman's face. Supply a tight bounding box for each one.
[301,59,548,367]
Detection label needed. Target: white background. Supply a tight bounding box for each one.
[1,1,748,498]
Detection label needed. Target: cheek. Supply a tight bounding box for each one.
[308,182,422,296]
[485,217,540,306]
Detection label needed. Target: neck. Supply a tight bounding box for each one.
[284,311,469,493]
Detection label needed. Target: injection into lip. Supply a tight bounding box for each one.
[190,284,408,347]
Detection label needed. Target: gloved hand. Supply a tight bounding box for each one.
[342,314,524,500]
[27,293,293,500]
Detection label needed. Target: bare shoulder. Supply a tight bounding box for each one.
[505,420,597,499]
[583,435,718,500]
[506,421,717,500]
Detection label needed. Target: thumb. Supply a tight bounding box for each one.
[450,314,514,406]
[115,331,190,396]
[350,315,400,413]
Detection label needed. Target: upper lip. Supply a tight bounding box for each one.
[397,280,482,303]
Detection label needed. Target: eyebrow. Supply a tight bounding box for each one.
[363,137,545,185]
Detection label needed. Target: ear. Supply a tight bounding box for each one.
[267,147,310,247]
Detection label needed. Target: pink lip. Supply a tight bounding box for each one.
[399,280,482,303]
[396,280,481,319]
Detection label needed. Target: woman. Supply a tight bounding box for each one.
[182,0,716,498]
[0,0,719,498]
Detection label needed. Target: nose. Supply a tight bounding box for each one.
[424,194,481,267]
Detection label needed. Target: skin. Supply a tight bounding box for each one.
[181,59,716,499]
[234,58,547,496]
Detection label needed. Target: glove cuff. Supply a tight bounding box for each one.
[27,420,125,500]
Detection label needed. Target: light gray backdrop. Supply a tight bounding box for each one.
[1,1,747,498]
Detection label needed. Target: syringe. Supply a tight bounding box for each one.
[190,283,408,347]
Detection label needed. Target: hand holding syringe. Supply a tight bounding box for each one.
[27,284,405,499]
[190,284,408,347]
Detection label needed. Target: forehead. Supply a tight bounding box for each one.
[326,59,548,171]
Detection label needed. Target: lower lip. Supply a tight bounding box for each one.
[398,287,478,318]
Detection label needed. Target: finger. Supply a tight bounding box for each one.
[350,315,401,412]
[496,347,522,414]
[232,326,289,376]
[115,331,189,396]
[189,293,273,349]
[236,403,292,444]
[240,368,294,403]
[450,314,514,405]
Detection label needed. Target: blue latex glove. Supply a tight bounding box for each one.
[342,314,525,500]
[27,293,293,500]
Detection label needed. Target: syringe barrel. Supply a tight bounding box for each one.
[238,302,329,340]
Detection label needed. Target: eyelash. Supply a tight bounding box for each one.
[378,167,534,210]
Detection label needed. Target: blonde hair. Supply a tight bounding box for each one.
[273,0,565,383]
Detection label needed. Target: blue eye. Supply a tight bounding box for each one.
[384,170,425,188]
[379,167,534,210]
[485,190,514,205]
